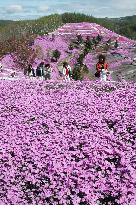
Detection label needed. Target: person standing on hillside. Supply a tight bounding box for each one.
[28,64,33,77]
[36,62,44,79]
[32,66,36,77]
[95,54,109,81]
[44,64,52,80]
[63,62,72,82]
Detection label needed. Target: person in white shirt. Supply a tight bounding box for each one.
[63,62,72,82]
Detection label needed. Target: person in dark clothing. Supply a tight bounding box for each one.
[36,62,44,77]
[36,65,41,77]
[24,67,27,75]
[32,67,36,77]
[44,64,52,80]
[28,64,32,76]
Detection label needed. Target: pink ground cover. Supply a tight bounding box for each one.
[0,80,135,205]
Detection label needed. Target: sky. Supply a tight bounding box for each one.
[0,0,136,20]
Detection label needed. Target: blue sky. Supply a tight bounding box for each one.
[0,0,136,20]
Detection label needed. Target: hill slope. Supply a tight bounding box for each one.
[0,13,136,41]
[0,22,136,82]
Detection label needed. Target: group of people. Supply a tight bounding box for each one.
[62,55,109,82]
[25,62,52,80]
[25,61,73,81]
[0,54,109,82]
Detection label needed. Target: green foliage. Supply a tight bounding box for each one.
[52,49,61,61]
[114,40,119,49]
[96,34,102,42]
[1,13,136,43]
[76,34,84,44]
[107,38,112,44]
[69,70,73,77]
[84,37,93,51]
[68,43,74,50]
[92,37,97,45]
[72,64,83,81]
[72,63,89,81]
[69,42,79,50]
[98,15,136,40]
[77,53,85,65]
[82,64,89,74]
[0,14,63,42]
[61,12,98,23]
[0,20,13,29]
[104,44,110,52]
[1,12,136,59]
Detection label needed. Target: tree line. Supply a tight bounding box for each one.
[0,13,136,42]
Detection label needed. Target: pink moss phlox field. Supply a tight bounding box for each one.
[0,80,135,205]
[1,22,136,81]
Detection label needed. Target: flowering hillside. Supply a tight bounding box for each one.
[0,22,136,81]
[0,80,135,205]
[0,18,136,205]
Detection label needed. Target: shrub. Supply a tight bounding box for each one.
[84,37,93,51]
[0,34,37,69]
[52,49,61,62]
[82,64,89,73]
[76,34,84,44]
[77,53,86,65]
[72,64,83,80]
[114,40,119,49]
[96,34,102,42]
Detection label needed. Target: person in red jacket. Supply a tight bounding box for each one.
[95,54,108,81]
